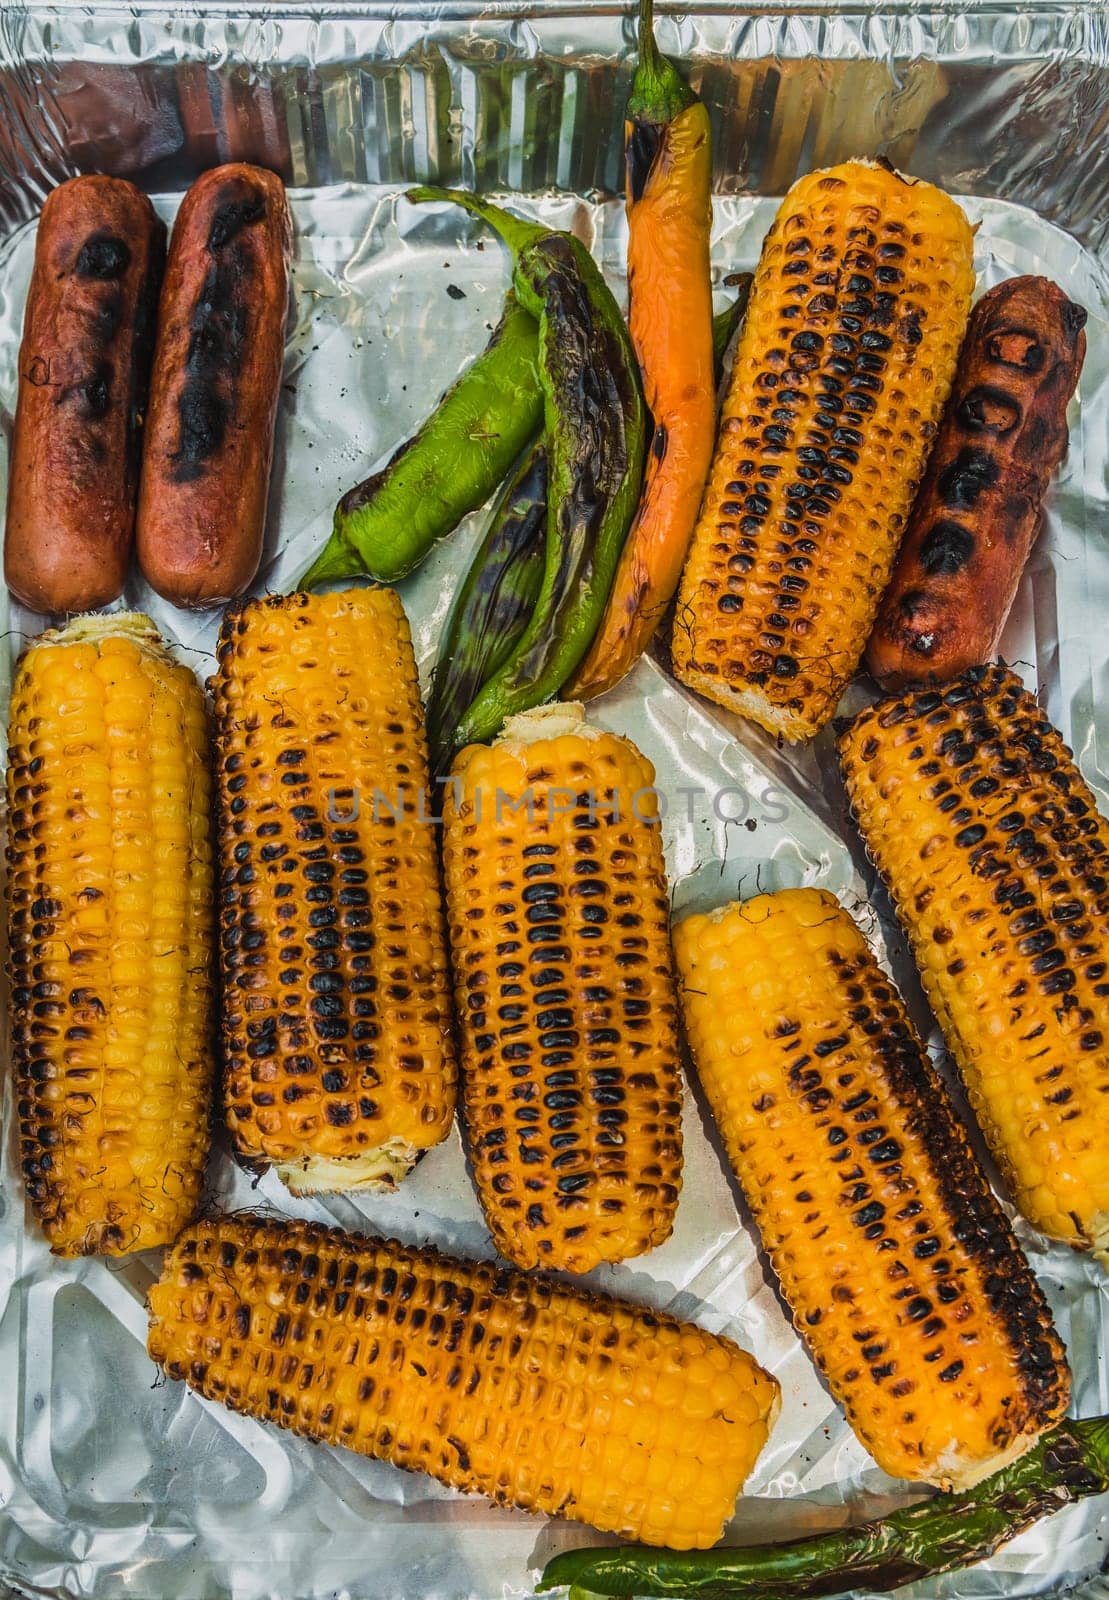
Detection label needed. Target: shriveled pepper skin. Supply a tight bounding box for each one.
[426,297,750,774]
[299,291,542,587]
[407,189,646,747]
[425,441,547,778]
[568,0,716,700]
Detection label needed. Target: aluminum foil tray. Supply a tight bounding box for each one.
[0,6,1107,1599]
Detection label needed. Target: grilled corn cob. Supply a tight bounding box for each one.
[672,160,975,740]
[214,589,456,1195]
[673,889,1069,1489]
[442,702,682,1274]
[6,613,215,1255]
[148,1213,780,1548]
[839,666,1109,1264]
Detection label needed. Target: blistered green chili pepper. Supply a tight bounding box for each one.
[426,441,548,777]
[426,289,750,771]
[407,187,646,747]
[298,291,543,588]
[539,1415,1109,1600]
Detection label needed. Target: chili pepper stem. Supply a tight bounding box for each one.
[627,0,697,123]
[406,187,546,263]
[635,0,667,91]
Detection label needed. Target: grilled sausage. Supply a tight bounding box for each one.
[136,164,291,609]
[5,176,165,612]
[866,276,1086,689]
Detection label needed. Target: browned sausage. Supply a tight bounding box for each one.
[5,176,165,612]
[136,163,291,609]
[865,276,1086,690]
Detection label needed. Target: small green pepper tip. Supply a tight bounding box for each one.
[296,533,364,591]
[405,184,456,206]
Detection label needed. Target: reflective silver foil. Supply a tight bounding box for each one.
[0,7,1107,1599]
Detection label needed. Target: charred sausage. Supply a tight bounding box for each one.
[866,275,1086,689]
[4,176,165,612]
[136,163,291,608]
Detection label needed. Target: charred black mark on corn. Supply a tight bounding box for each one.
[741,918,1068,1457]
[7,618,212,1254]
[214,590,453,1177]
[447,741,682,1272]
[834,948,1067,1419]
[701,193,942,700]
[147,1213,773,1544]
[839,663,1109,1256]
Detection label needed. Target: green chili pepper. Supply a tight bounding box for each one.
[406,187,647,747]
[426,441,548,778]
[713,276,752,373]
[298,291,543,588]
[424,290,747,773]
[538,1415,1109,1600]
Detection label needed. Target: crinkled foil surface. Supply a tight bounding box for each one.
[0,6,1107,1599]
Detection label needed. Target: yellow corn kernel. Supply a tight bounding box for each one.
[839,665,1109,1263]
[148,1213,780,1548]
[6,612,215,1255]
[442,702,682,1274]
[213,588,455,1194]
[673,160,975,739]
[674,887,1069,1487]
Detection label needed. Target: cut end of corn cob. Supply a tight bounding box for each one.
[273,1136,421,1196]
[839,666,1109,1263]
[672,159,976,740]
[7,613,216,1256]
[443,705,682,1274]
[496,700,606,748]
[673,887,1069,1488]
[148,1214,780,1548]
[213,587,456,1194]
[32,610,163,650]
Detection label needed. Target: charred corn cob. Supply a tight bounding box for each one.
[148,1213,780,1548]
[673,889,1069,1489]
[214,589,456,1195]
[442,702,682,1274]
[672,160,975,740]
[839,666,1109,1264]
[6,613,215,1255]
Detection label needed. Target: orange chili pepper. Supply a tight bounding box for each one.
[566,0,714,701]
